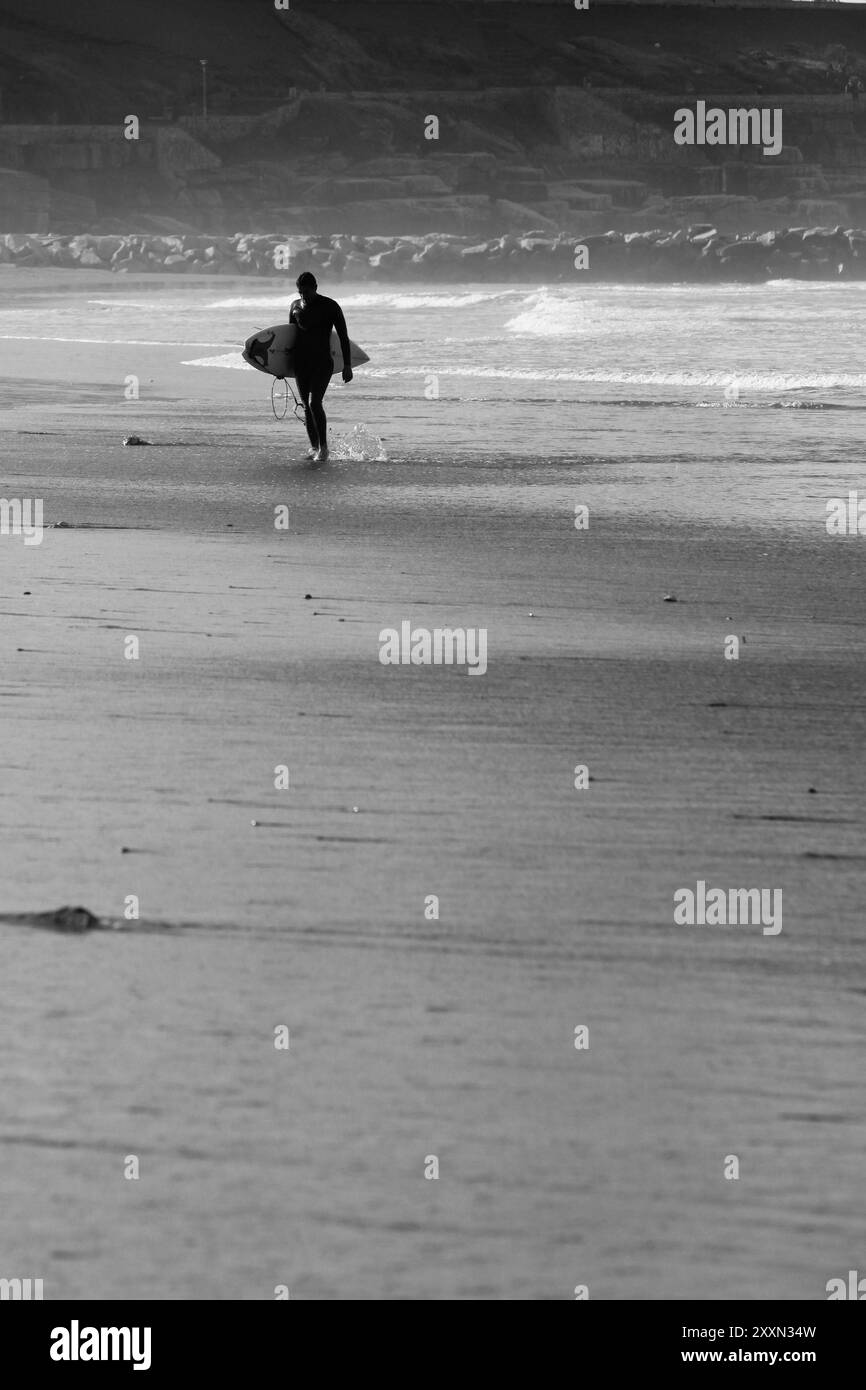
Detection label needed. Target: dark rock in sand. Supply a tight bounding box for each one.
[19,906,105,933]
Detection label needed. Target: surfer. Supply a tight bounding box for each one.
[289,271,353,461]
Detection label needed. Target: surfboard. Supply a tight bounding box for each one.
[242,323,369,380]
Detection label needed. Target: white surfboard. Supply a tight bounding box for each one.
[242,324,369,380]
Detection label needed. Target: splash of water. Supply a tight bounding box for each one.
[331,422,388,461]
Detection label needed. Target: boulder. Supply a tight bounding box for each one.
[38,239,69,265]
[388,241,419,261]
[688,228,719,247]
[460,241,495,262]
[343,251,375,279]
[717,240,773,277]
[368,249,407,272]
[800,226,850,256]
[657,228,688,246]
[413,239,460,263]
[92,235,125,260]
[518,236,556,252]
[4,235,49,265]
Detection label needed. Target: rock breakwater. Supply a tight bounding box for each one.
[2,226,863,282]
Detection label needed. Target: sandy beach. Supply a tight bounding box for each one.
[1,268,864,1300]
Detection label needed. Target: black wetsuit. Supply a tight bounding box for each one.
[289,294,351,451]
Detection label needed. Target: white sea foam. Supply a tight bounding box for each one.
[0,334,232,347]
[764,279,866,290]
[86,299,196,309]
[504,290,589,336]
[205,290,524,311]
[183,352,866,390]
[332,422,388,462]
[85,283,866,315]
[183,352,252,368]
[359,366,866,390]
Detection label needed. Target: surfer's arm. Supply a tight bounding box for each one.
[333,303,352,368]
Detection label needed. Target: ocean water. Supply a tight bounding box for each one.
[2,275,865,528]
[1,274,865,1302]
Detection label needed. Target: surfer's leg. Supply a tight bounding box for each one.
[309,366,333,457]
[294,369,320,450]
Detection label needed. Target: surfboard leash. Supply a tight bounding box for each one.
[270,377,306,425]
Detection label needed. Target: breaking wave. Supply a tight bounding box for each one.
[206,290,525,311]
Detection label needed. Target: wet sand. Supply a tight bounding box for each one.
[1,277,865,1299]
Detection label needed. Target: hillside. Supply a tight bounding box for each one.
[2,1,866,118]
[1,1,865,238]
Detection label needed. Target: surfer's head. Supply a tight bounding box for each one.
[296,271,318,301]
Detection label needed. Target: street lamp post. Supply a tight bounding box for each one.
[199,58,208,122]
